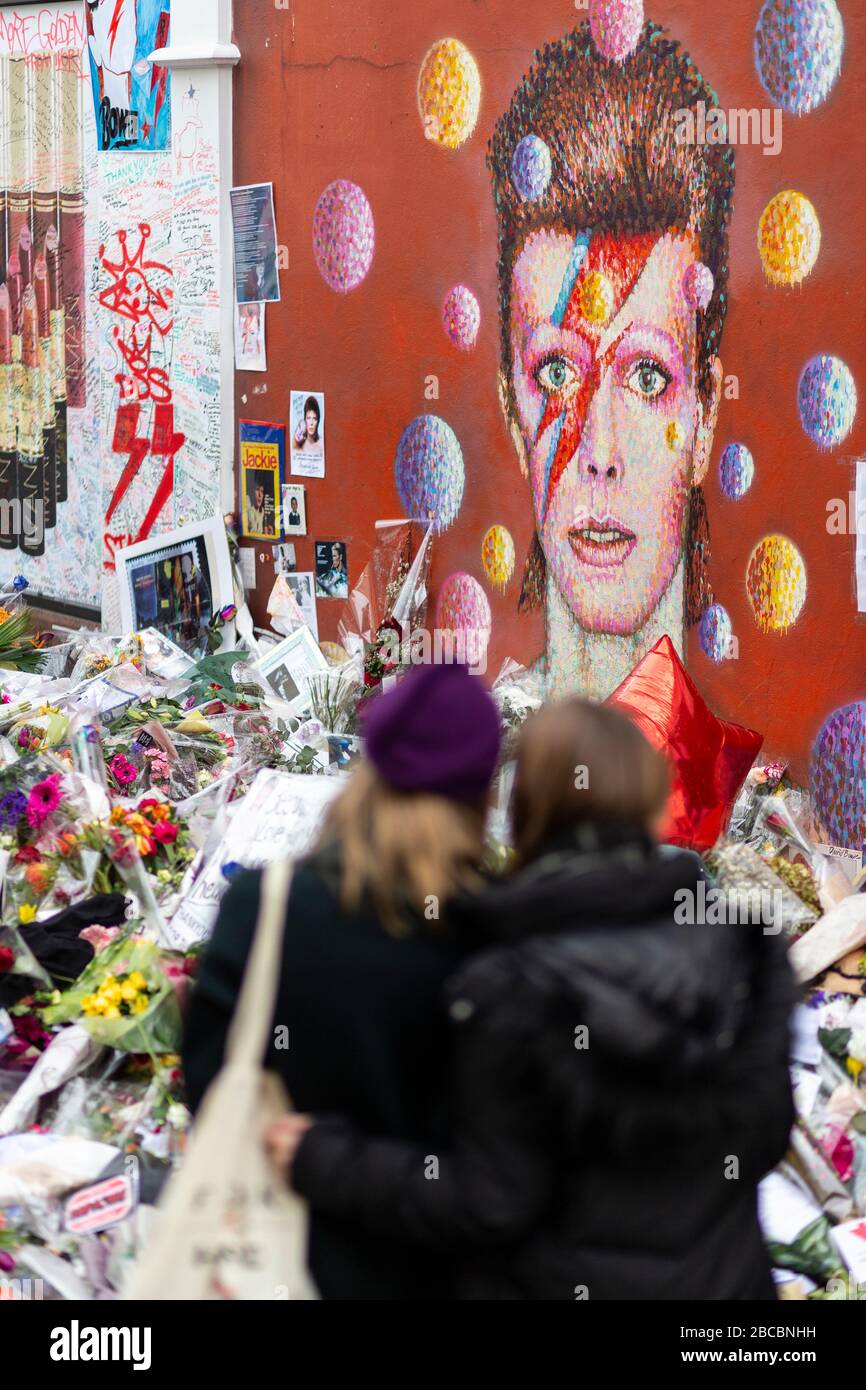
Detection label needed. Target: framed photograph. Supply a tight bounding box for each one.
[255,625,328,715]
[315,540,349,600]
[284,571,318,639]
[239,419,285,540]
[115,519,234,655]
[282,484,307,537]
[290,390,325,478]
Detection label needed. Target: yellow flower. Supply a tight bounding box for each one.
[103,1005,121,1020]
[127,971,148,992]
[847,1058,864,1080]
[110,806,127,824]
[81,994,99,1015]
[120,981,139,1002]
[130,995,149,1015]
[18,903,36,924]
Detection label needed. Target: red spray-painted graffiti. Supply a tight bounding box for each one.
[98,222,184,569]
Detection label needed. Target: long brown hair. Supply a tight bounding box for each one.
[511,698,669,863]
[316,761,487,936]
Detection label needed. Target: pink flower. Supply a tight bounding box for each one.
[110,754,138,787]
[161,959,191,1007]
[25,774,62,831]
[0,946,15,974]
[79,925,122,953]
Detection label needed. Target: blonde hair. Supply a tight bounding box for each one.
[511,698,669,863]
[317,762,486,936]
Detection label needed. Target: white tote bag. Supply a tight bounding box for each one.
[125,859,319,1300]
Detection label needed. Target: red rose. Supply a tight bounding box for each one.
[14,846,41,864]
[151,821,179,845]
[0,946,15,974]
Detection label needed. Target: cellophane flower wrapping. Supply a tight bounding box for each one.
[41,936,182,1054]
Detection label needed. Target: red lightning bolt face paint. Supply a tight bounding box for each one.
[107,0,126,58]
[534,232,659,518]
[509,229,707,640]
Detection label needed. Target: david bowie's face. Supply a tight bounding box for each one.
[508,229,709,636]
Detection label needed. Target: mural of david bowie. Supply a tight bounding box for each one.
[491,22,734,701]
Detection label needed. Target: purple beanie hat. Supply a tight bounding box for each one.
[363,663,502,804]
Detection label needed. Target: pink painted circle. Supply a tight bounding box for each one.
[312,179,375,293]
[442,285,480,351]
[435,572,492,669]
[683,262,714,312]
[589,0,644,62]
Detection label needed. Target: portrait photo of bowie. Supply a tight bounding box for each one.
[491,24,733,701]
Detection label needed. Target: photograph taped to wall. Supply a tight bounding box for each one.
[234,301,267,372]
[239,419,284,540]
[85,0,171,153]
[273,542,296,575]
[231,182,280,304]
[285,570,318,638]
[290,390,325,478]
[255,624,328,714]
[282,484,307,536]
[315,540,348,599]
[115,518,233,654]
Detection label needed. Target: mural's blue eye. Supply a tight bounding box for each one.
[536,356,577,394]
[627,359,672,401]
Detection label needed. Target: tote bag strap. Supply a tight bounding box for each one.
[225,857,295,1069]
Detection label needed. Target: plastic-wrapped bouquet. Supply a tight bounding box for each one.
[40,935,184,1054]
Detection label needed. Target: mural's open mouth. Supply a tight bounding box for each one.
[568,521,636,569]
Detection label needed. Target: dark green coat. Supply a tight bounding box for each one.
[182,849,474,1299]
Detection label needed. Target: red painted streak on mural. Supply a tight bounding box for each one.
[99,223,184,569]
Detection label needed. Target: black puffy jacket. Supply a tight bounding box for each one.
[294,832,797,1300]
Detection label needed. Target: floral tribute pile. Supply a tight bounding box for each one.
[0,541,864,1302]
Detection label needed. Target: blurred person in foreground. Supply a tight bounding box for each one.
[182,662,501,1299]
[269,699,796,1300]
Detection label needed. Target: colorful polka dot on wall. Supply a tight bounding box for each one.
[589,0,644,63]
[811,702,866,849]
[436,572,492,669]
[394,415,464,534]
[758,190,821,286]
[511,134,552,203]
[746,535,807,633]
[699,604,733,664]
[798,354,857,449]
[481,525,516,591]
[755,0,844,116]
[312,180,375,293]
[442,285,480,351]
[418,39,481,150]
[719,444,754,500]
[683,262,714,312]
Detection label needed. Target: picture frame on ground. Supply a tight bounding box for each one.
[115,520,234,656]
[255,625,328,715]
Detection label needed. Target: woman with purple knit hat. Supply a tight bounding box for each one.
[182,662,501,1300]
